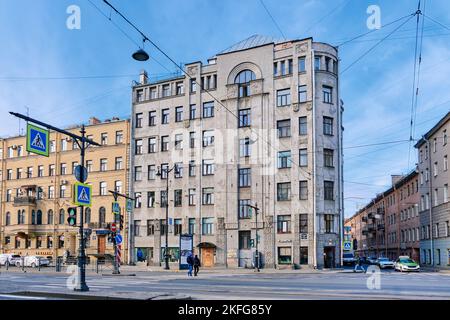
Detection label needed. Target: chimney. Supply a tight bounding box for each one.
[89,117,101,125]
[391,175,403,186]
[139,70,148,85]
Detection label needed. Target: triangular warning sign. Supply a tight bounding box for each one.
[31,132,45,149]
[78,187,90,202]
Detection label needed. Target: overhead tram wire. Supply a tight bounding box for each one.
[340,13,416,74]
[258,0,286,40]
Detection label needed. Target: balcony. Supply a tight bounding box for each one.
[377,224,385,230]
[13,196,37,207]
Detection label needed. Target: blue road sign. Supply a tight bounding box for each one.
[73,182,92,207]
[126,199,133,212]
[112,201,120,214]
[115,234,123,245]
[26,123,49,157]
[74,165,88,183]
[343,242,352,251]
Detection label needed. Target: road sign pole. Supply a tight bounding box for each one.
[112,232,120,274]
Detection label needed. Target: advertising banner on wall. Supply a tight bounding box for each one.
[179,234,193,270]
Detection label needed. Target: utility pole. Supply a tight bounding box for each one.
[109,190,135,274]
[156,164,179,270]
[9,112,100,292]
[247,203,260,272]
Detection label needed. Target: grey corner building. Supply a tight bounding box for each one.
[129,35,344,269]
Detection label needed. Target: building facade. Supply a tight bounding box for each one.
[345,171,420,262]
[415,112,449,269]
[130,35,344,269]
[0,117,131,262]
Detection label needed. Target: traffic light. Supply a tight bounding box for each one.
[67,207,77,226]
[119,215,124,230]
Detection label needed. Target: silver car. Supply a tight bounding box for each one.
[377,257,395,269]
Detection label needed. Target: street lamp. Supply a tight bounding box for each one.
[132,48,149,61]
[156,164,180,270]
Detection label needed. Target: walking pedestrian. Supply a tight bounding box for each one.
[187,253,194,277]
[193,255,201,276]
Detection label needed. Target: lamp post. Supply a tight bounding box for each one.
[246,203,260,272]
[156,164,179,270]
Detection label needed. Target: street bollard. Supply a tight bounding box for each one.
[6,261,9,271]
[38,257,41,271]
[21,257,25,272]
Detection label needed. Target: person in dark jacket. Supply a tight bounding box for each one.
[186,253,194,277]
[193,255,201,276]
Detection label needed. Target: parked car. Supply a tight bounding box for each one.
[15,256,50,268]
[8,254,22,266]
[394,256,420,272]
[377,257,395,269]
[368,257,378,265]
[0,254,12,266]
[343,252,356,266]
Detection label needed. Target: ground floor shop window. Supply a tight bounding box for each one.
[300,247,308,264]
[136,247,152,262]
[161,247,179,263]
[278,247,292,264]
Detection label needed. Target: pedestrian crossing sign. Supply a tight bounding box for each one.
[73,182,92,207]
[26,123,49,157]
[343,241,352,251]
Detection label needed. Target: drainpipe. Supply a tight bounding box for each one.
[426,137,434,267]
[311,48,317,268]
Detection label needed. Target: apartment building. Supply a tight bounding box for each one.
[0,117,131,262]
[345,171,420,262]
[415,112,449,269]
[130,35,344,269]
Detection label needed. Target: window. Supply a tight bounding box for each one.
[300,247,308,265]
[100,159,107,172]
[273,62,278,76]
[189,161,196,177]
[59,209,65,225]
[298,57,306,72]
[162,109,169,124]
[114,181,122,194]
[60,185,66,198]
[61,139,68,151]
[434,189,439,207]
[149,87,157,99]
[190,79,197,93]
[202,187,214,205]
[325,57,331,72]
[189,104,197,120]
[99,182,107,196]
[299,181,308,200]
[444,155,448,171]
[135,139,143,155]
[162,84,170,97]
[135,113,143,128]
[160,163,169,179]
[277,119,291,138]
[277,215,291,233]
[85,161,92,173]
[238,109,251,127]
[235,70,256,97]
[134,220,141,237]
[189,132,195,148]
[288,59,293,74]
[17,146,23,156]
[280,60,286,76]
[48,186,55,199]
[189,218,196,234]
[298,85,307,103]
[174,219,182,235]
[434,162,438,176]
[277,182,291,201]
[6,189,12,202]
[323,117,334,135]
[6,169,12,180]
[174,134,183,150]
[324,149,334,167]
[161,136,169,151]
[239,231,252,250]
[443,129,447,145]
[149,111,156,126]
[17,168,22,179]
[203,102,214,118]
[277,89,291,107]
[47,210,53,225]
[240,138,251,157]
[175,163,183,178]
[5,212,11,226]
[27,167,33,178]
[278,151,292,169]
[176,82,184,95]
[323,86,332,104]
[60,163,67,175]
[202,130,214,147]
[299,214,308,233]
[160,190,168,208]
[134,193,142,208]
[314,56,321,70]
[239,199,251,219]
[202,217,214,235]
[174,189,182,207]
[202,159,215,175]
[278,247,292,264]
[444,184,448,203]
[134,166,142,181]
[146,220,155,235]
[99,133,107,145]
[147,165,156,180]
[114,157,123,170]
[71,162,78,174]
[147,191,155,208]
[175,106,183,122]
[324,181,334,200]
[299,149,308,167]
[148,137,156,153]
[325,214,334,233]
[298,117,307,136]
[239,168,251,187]
[188,188,196,206]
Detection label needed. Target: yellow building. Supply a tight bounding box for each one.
[0,117,130,263]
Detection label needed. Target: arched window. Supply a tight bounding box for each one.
[36,210,42,225]
[31,210,36,225]
[99,207,106,224]
[59,209,65,225]
[47,210,54,225]
[5,212,11,226]
[85,208,91,224]
[234,70,256,98]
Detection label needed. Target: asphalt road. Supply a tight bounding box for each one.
[1,267,449,300]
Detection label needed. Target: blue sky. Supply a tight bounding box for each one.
[1,0,449,217]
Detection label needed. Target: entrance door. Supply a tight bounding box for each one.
[201,248,214,267]
[324,246,335,268]
[98,236,106,255]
